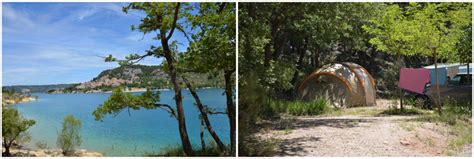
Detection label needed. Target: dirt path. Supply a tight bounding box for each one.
[260,102,471,157]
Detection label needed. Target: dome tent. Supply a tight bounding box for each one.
[298,62,376,108]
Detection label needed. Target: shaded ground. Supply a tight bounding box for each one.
[259,99,472,157]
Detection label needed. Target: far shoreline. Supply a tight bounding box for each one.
[44,87,224,94]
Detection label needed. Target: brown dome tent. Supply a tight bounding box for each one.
[298,62,376,108]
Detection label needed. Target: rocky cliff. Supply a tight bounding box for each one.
[64,65,222,93]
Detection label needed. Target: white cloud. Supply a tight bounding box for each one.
[2,4,35,31]
[2,3,162,85]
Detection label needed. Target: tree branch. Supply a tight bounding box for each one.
[155,103,177,119]
[167,3,181,40]
[126,52,153,65]
[207,111,227,115]
[218,3,226,13]
[176,25,192,43]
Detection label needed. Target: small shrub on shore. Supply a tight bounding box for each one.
[2,108,36,156]
[57,115,82,156]
[269,98,329,116]
[35,140,48,149]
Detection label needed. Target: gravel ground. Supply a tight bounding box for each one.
[260,102,472,157]
[460,144,472,157]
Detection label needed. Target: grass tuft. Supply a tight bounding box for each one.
[269,98,330,116]
[379,107,424,116]
[144,142,230,157]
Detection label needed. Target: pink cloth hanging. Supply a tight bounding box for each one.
[399,68,430,94]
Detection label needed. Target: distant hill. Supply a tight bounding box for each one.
[4,65,222,93]
[3,84,76,93]
[63,65,223,93]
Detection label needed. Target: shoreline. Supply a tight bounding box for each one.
[49,87,222,94]
[2,95,37,106]
[3,147,103,157]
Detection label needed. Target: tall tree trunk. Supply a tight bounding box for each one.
[200,119,206,151]
[224,70,236,155]
[313,49,320,68]
[291,39,308,87]
[468,63,470,84]
[397,51,404,111]
[181,75,226,151]
[433,49,442,115]
[270,15,281,61]
[264,43,272,67]
[3,140,11,156]
[468,63,471,111]
[160,22,193,156]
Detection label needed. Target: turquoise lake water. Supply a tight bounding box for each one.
[13,89,230,156]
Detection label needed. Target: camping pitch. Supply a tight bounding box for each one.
[298,62,376,108]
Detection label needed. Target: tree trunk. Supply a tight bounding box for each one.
[224,70,236,155]
[468,63,470,84]
[264,43,272,67]
[433,49,442,115]
[160,25,193,156]
[397,51,404,111]
[181,75,226,151]
[200,119,206,151]
[3,142,11,156]
[291,39,308,88]
[468,63,471,111]
[313,49,320,68]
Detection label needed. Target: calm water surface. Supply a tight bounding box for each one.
[13,89,230,156]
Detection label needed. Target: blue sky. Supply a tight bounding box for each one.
[2,3,191,86]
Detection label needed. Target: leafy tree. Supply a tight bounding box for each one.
[57,115,82,156]
[93,88,173,119]
[455,23,472,81]
[115,2,195,155]
[182,3,236,154]
[2,108,36,156]
[95,2,234,156]
[409,2,471,113]
[363,3,418,110]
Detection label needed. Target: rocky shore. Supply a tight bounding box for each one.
[3,148,103,157]
[2,95,36,106]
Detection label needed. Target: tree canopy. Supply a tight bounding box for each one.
[93,2,236,156]
[2,108,36,156]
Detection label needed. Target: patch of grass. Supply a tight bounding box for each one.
[413,99,472,155]
[269,98,329,116]
[317,106,384,117]
[415,133,421,140]
[426,138,434,147]
[379,107,425,116]
[446,119,472,155]
[144,142,230,157]
[399,122,419,131]
[283,128,292,135]
[403,98,416,106]
[239,137,277,156]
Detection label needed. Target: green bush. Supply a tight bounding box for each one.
[269,98,329,116]
[57,115,82,156]
[2,108,36,156]
[35,140,48,149]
